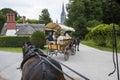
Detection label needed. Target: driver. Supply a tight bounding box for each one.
[46,32,55,44]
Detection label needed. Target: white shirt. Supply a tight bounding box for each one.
[57,35,65,44]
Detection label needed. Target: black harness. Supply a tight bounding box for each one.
[20,47,46,69]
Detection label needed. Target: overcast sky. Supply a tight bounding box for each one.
[0,0,69,23]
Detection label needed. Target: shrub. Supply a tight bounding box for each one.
[86,24,119,46]
[30,30,45,48]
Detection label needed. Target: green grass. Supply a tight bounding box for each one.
[0,46,48,53]
[0,41,119,53]
[0,47,22,53]
[81,40,120,53]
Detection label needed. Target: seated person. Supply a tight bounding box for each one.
[57,33,65,45]
[47,32,54,41]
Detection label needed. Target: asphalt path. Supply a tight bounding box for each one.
[0,44,120,80]
[0,51,22,80]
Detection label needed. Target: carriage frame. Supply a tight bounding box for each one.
[45,23,76,61]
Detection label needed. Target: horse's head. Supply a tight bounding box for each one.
[22,42,35,57]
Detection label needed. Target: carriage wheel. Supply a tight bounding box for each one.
[71,46,76,55]
[64,50,70,61]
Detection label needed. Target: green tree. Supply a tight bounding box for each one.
[84,0,103,21]
[26,19,39,24]
[102,0,120,24]
[0,12,6,32]
[84,0,103,27]
[16,18,23,23]
[66,0,88,37]
[0,8,21,21]
[39,8,52,25]
[17,18,39,24]
[0,8,21,32]
[66,0,103,37]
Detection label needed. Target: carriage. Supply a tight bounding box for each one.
[45,22,76,61]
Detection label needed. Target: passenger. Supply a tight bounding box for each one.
[57,32,65,44]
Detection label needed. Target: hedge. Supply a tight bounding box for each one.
[0,36,30,47]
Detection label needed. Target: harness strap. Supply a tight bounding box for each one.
[40,60,47,80]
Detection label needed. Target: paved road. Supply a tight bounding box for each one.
[0,51,22,80]
[0,44,120,80]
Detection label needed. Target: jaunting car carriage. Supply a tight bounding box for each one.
[45,22,76,61]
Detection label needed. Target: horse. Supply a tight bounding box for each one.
[71,37,81,51]
[21,42,66,80]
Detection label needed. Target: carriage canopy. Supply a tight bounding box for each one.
[45,22,75,32]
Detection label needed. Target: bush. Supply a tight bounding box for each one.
[86,24,119,46]
[0,36,30,47]
[86,20,102,28]
[30,30,45,48]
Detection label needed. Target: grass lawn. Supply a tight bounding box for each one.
[0,41,119,53]
[0,46,48,53]
[81,40,120,53]
[0,47,22,53]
